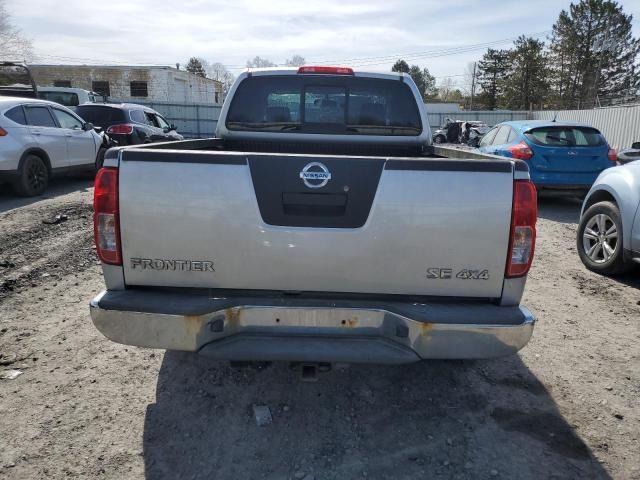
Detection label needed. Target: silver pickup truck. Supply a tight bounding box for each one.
[89,66,537,364]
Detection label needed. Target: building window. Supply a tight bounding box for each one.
[92,81,110,97]
[130,81,148,97]
[54,80,71,88]
[215,92,219,104]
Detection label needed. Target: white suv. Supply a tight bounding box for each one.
[0,96,104,196]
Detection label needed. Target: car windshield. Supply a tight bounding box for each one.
[226,75,422,136]
[525,126,604,147]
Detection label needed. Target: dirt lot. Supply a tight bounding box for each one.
[0,178,638,480]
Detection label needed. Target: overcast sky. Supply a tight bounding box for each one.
[9,0,640,90]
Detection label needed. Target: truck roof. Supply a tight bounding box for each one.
[244,66,410,82]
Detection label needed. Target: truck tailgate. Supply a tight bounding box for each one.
[118,150,515,298]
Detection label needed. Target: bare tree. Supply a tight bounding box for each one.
[246,56,276,68]
[207,62,235,100]
[437,77,456,102]
[0,0,34,61]
[285,55,306,67]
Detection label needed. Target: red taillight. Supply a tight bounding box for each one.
[0,127,7,136]
[93,168,121,265]
[506,180,537,278]
[507,141,533,161]
[297,66,354,75]
[106,124,134,135]
[608,147,617,162]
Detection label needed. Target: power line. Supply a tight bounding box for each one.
[32,29,553,73]
[311,30,552,66]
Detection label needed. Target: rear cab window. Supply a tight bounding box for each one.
[525,126,605,147]
[226,75,422,136]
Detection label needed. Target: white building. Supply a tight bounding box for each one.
[30,65,223,105]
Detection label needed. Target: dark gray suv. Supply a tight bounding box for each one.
[75,103,183,148]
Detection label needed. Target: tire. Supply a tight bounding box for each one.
[96,147,107,171]
[576,201,630,275]
[13,154,49,197]
[434,135,445,144]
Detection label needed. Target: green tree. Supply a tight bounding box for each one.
[502,36,549,110]
[391,59,410,73]
[392,59,436,100]
[548,0,640,108]
[185,57,207,78]
[410,65,437,100]
[476,48,511,110]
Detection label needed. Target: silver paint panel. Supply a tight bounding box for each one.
[101,264,125,290]
[118,160,513,297]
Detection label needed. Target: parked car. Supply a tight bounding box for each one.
[479,120,616,191]
[0,97,108,196]
[75,103,183,146]
[432,119,461,144]
[38,87,105,107]
[577,161,640,274]
[617,141,640,165]
[89,66,537,365]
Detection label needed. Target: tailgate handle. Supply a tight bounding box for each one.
[282,192,347,217]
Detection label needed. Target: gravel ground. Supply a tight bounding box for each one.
[0,179,638,480]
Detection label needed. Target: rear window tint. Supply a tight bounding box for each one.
[226,75,422,136]
[75,106,126,124]
[5,105,26,125]
[525,126,604,147]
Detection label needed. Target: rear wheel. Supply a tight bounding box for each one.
[13,154,49,197]
[577,201,629,275]
[434,135,445,144]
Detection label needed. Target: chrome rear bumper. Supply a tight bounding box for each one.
[90,290,535,364]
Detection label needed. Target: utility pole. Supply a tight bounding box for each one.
[470,62,477,110]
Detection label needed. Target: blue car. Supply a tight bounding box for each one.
[478,120,617,190]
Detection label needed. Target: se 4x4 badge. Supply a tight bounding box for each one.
[426,268,490,280]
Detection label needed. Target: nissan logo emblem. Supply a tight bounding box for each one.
[300,162,331,189]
